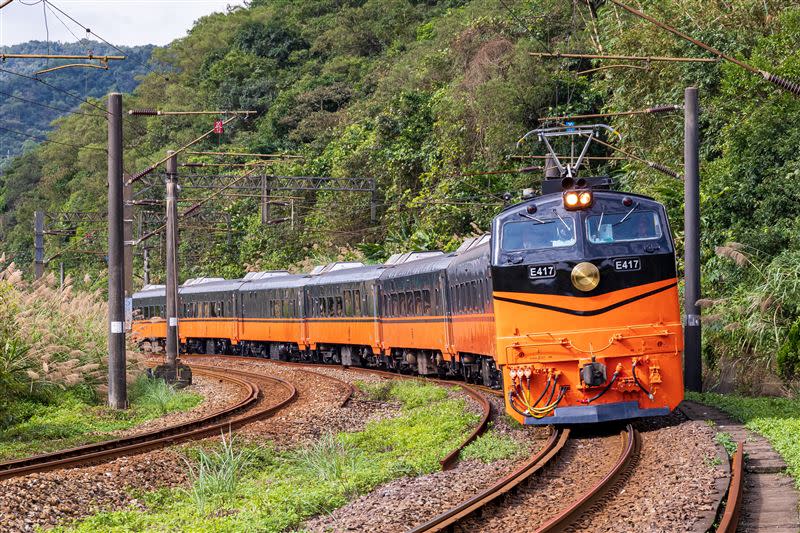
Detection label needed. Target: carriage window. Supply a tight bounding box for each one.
[502,218,576,251]
[354,290,362,316]
[414,291,422,315]
[343,291,353,316]
[422,290,431,314]
[586,210,662,244]
[391,293,398,315]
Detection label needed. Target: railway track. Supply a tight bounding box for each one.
[0,364,296,481]
[717,441,744,533]
[409,425,639,533]
[536,424,640,532]
[177,353,494,469]
[409,427,570,532]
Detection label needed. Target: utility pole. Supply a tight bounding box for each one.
[154,151,192,386]
[684,87,702,393]
[107,93,127,409]
[165,151,179,371]
[33,211,44,280]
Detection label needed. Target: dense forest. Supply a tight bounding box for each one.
[1,0,799,389]
[0,40,154,160]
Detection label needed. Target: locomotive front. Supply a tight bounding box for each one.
[491,185,684,424]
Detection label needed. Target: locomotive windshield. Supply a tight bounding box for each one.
[586,210,662,243]
[501,218,576,251]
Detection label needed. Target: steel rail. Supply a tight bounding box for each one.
[176,354,492,470]
[177,355,357,408]
[536,424,641,532]
[717,441,744,533]
[409,427,570,532]
[0,364,295,480]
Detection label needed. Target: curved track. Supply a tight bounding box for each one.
[409,427,570,533]
[0,364,296,481]
[536,424,641,532]
[717,441,744,533]
[177,354,495,470]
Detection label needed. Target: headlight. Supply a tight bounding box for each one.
[564,192,579,208]
[571,262,600,292]
[563,190,592,210]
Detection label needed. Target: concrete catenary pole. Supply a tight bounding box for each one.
[165,151,179,371]
[107,93,127,409]
[33,210,44,279]
[684,87,702,392]
[123,177,133,299]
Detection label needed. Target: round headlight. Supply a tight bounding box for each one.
[571,262,600,292]
[579,191,592,206]
[564,192,579,207]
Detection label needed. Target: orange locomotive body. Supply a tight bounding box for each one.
[491,188,683,424]
[132,187,683,425]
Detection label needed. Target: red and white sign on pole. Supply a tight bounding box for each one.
[213,120,224,134]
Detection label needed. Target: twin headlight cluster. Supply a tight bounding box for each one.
[563,190,593,210]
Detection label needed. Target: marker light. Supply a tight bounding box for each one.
[578,191,593,206]
[564,192,579,208]
[571,262,601,292]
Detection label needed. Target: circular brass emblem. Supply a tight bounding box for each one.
[571,262,600,292]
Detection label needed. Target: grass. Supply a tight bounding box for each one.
[0,375,202,460]
[55,379,480,532]
[688,391,800,487]
[461,427,527,463]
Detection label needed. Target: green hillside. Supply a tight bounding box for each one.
[0,40,154,161]
[2,0,800,387]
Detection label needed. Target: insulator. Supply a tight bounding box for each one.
[648,161,680,179]
[647,104,681,114]
[761,71,800,97]
[128,108,159,116]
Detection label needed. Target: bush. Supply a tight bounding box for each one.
[777,318,800,379]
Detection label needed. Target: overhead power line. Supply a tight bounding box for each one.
[0,67,108,115]
[530,51,718,63]
[606,0,800,96]
[0,124,106,152]
[539,104,682,122]
[129,109,257,116]
[126,115,243,185]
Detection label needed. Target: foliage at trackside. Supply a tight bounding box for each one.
[688,391,800,487]
[56,380,479,532]
[0,374,201,460]
[2,1,800,388]
[0,260,147,425]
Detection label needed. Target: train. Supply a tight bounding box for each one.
[132,177,684,425]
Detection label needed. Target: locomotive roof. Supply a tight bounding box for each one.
[498,189,658,214]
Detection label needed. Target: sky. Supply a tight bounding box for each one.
[0,0,247,47]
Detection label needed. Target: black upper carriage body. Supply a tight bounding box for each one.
[490,190,677,299]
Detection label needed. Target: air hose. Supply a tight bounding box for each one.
[580,369,619,404]
[632,360,655,400]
